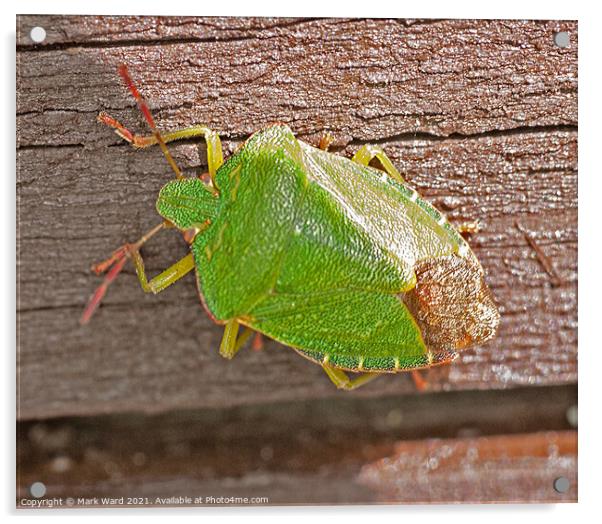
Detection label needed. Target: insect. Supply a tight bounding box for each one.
[81,65,500,390]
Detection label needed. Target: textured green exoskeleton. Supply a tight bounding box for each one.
[82,66,500,390]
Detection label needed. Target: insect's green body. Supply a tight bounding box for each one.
[83,66,499,389]
[156,125,498,373]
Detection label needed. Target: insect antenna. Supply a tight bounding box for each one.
[117,64,184,180]
[80,255,128,325]
[80,222,166,325]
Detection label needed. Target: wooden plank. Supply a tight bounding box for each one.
[16,16,577,419]
[359,431,577,503]
[17,17,577,144]
[16,386,577,506]
[16,15,315,47]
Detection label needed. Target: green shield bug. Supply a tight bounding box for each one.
[81,64,500,390]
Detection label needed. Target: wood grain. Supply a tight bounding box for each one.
[16,16,577,419]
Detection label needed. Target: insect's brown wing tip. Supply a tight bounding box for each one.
[402,254,500,354]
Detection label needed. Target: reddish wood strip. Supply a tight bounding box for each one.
[359,431,577,503]
[16,388,577,505]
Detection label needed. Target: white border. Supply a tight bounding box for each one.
[2,0,583,18]
[5,1,597,523]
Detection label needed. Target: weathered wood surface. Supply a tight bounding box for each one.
[17,386,577,505]
[16,16,577,419]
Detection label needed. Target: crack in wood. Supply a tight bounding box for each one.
[16,17,328,53]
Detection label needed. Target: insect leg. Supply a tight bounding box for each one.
[80,222,194,324]
[252,332,264,351]
[455,219,481,235]
[411,370,429,392]
[129,252,195,294]
[219,320,255,360]
[318,132,334,151]
[352,145,405,184]
[98,113,224,183]
[321,364,380,390]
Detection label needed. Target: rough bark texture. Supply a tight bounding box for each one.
[17,16,577,419]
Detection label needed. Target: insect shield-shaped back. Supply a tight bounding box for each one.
[402,253,500,357]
